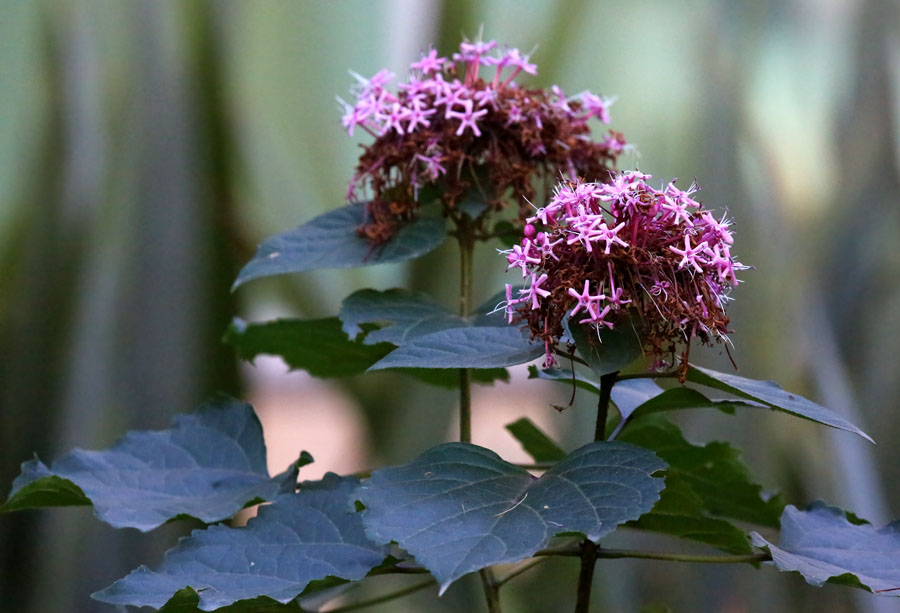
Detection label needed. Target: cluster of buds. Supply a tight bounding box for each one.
[340,38,625,243]
[499,172,746,367]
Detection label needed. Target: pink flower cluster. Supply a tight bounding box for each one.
[339,40,613,143]
[340,38,625,244]
[499,172,746,367]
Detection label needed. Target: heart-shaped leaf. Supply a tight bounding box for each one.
[356,441,665,591]
[233,203,447,288]
[751,502,900,596]
[687,365,873,443]
[94,475,387,611]
[2,398,300,531]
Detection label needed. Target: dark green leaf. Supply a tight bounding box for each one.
[629,476,754,554]
[369,326,542,370]
[2,399,299,531]
[158,589,304,613]
[750,502,900,596]
[570,319,643,377]
[686,365,873,443]
[94,475,387,610]
[233,203,447,288]
[356,441,665,591]
[619,415,784,528]
[224,317,394,378]
[492,220,523,248]
[505,418,566,462]
[625,387,750,421]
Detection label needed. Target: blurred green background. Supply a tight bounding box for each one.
[1,1,899,611]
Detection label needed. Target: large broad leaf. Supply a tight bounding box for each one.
[224,317,394,378]
[2,399,300,531]
[94,475,387,611]
[750,503,900,596]
[620,415,784,527]
[233,203,447,288]
[570,319,644,377]
[686,365,873,443]
[356,441,665,591]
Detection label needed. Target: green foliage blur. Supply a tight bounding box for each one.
[1,1,898,611]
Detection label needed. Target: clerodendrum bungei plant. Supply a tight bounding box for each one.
[4,38,899,612]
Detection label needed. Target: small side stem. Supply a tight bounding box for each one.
[576,372,617,612]
[323,577,436,612]
[480,567,502,613]
[615,371,679,381]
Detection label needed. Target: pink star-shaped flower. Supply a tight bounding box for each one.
[670,236,708,272]
[446,99,488,137]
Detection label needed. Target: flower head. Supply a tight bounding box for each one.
[498,173,745,367]
[342,37,623,244]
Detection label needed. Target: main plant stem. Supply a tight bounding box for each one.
[456,220,501,611]
[458,222,474,443]
[575,372,618,613]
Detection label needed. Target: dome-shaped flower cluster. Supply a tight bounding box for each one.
[340,39,625,243]
[500,172,746,368]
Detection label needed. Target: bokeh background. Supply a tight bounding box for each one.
[1,1,899,611]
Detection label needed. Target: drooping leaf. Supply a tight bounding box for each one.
[226,314,509,386]
[686,365,873,443]
[505,418,566,462]
[2,399,300,531]
[233,203,447,288]
[340,288,461,345]
[619,415,784,528]
[750,502,900,596]
[356,441,665,591]
[224,317,394,378]
[369,326,542,370]
[570,319,644,377]
[94,475,387,611]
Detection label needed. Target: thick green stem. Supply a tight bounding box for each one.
[456,220,500,611]
[594,372,617,441]
[458,223,474,443]
[576,372,617,612]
